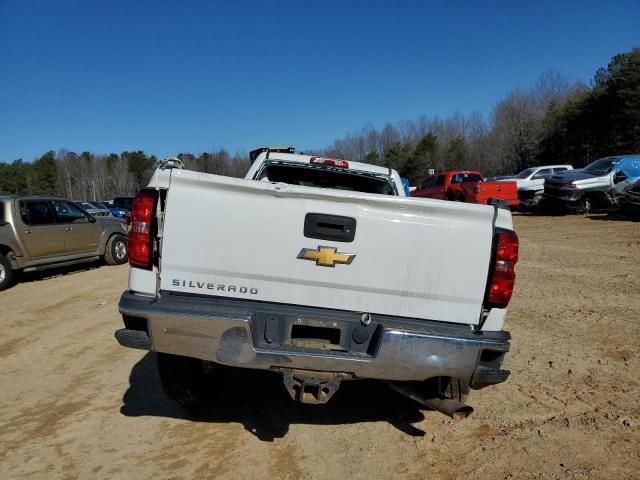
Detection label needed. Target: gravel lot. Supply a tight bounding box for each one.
[1,213,638,479]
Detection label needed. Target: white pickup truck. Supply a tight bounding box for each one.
[499,164,573,206]
[115,148,518,417]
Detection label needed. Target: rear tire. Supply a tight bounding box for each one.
[104,234,128,265]
[157,353,218,412]
[0,253,14,291]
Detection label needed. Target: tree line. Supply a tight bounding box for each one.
[0,149,248,200]
[322,48,639,184]
[1,48,638,197]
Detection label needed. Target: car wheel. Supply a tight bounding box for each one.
[104,234,128,265]
[157,352,219,413]
[0,253,15,291]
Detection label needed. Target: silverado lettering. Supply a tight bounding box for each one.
[171,278,258,294]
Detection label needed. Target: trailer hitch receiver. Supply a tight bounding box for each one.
[282,369,350,404]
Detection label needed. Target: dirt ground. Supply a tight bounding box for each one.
[0,213,638,479]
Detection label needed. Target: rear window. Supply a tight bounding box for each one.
[257,162,396,195]
[421,176,437,188]
[451,173,483,184]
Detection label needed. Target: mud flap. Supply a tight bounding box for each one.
[282,369,350,404]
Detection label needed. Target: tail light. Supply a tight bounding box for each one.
[485,228,519,308]
[128,190,157,269]
[309,157,349,168]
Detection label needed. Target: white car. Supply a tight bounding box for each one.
[114,148,519,417]
[500,165,573,206]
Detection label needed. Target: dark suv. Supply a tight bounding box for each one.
[112,196,134,211]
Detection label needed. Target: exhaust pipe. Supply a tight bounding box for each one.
[386,381,473,420]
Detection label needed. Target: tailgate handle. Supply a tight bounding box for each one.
[304,213,356,242]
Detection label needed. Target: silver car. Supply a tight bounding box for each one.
[76,201,113,218]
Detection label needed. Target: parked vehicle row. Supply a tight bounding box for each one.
[542,155,640,213]
[96,201,131,222]
[411,154,640,216]
[77,201,113,217]
[500,164,573,206]
[0,196,130,291]
[74,199,132,222]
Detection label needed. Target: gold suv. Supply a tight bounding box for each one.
[0,196,129,290]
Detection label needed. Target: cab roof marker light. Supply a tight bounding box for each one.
[309,157,349,168]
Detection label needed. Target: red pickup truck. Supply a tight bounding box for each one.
[412,171,519,207]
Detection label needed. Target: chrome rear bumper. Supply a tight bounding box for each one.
[116,291,510,388]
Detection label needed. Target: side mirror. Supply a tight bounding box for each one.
[613,171,628,184]
[87,215,97,223]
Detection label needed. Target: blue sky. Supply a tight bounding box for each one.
[1,0,638,162]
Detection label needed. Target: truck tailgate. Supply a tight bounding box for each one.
[159,170,496,325]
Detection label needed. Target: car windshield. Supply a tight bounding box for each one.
[515,168,536,179]
[78,202,94,210]
[91,202,107,209]
[583,158,617,176]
